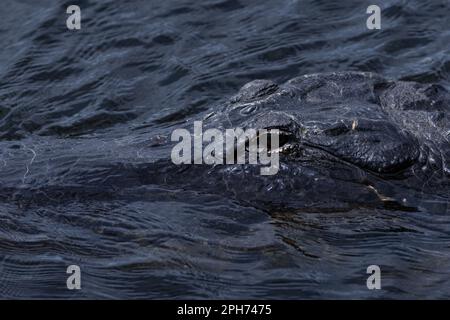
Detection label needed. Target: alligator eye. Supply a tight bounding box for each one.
[246,129,293,154]
[266,129,291,151]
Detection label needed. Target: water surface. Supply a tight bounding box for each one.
[0,0,450,299]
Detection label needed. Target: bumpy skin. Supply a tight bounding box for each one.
[216,72,449,172]
[4,72,449,211]
[156,71,450,210]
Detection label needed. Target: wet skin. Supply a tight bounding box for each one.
[3,72,449,212]
[152,71,450,210]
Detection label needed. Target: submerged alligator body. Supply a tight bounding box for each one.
[2,72,449,211]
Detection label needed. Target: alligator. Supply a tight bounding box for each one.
[152,71,450,210]
[2,72,449,212]
[98,71,446,211]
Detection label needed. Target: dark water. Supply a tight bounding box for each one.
[0,0,450,299]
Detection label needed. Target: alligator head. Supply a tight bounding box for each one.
[153,72,450,211]
[5,72,448,212]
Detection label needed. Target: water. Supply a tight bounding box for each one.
[0,0,449,299]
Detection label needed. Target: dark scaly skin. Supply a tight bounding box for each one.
[3,72,449,212]
[161,71,450,210]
